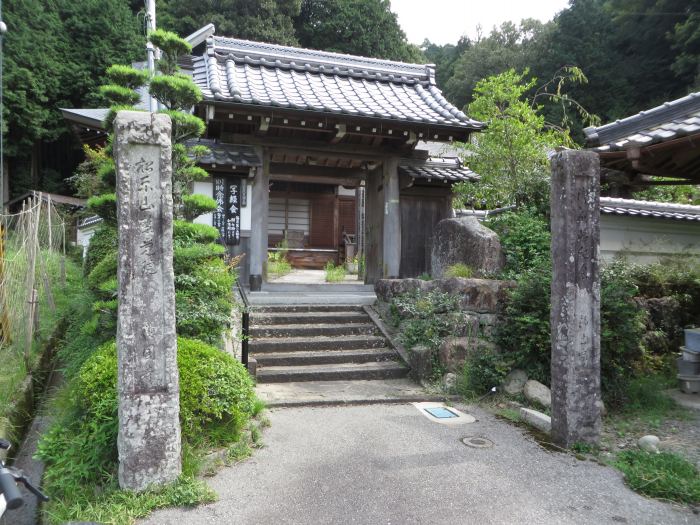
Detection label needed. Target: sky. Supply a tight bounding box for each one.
[391,0,571,45]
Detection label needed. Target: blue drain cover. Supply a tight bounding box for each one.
[424,407,458,419]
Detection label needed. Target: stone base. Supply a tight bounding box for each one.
[118,391,181,492]
[249,274,263,291]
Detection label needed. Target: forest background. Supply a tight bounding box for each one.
[3,0,698,200]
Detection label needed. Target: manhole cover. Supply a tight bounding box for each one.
[461,436,494,449]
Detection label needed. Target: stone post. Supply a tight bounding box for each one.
[115,111,181,491]
[382,157,401,278]
[249,150,270,291]
[550,150,602,447]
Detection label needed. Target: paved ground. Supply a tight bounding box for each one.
[140,403,697,525]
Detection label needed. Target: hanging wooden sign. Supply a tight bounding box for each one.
[213,177,241,245]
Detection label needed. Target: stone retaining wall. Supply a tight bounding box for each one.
[375,277,514,382]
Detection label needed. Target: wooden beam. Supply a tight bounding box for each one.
[257,116,270,135]
[331,124,347,144]
[270,163,365,179]
[270,173,362,187]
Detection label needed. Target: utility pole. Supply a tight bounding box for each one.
[145,0,157,112]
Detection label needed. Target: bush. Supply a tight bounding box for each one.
[84,225,117,276]
[443,263,473,278]
[465,258,645,405]
[175,259,235,343]
[173,243,226,274]
[181,193,217,222]
[173,220,220,245]
[87,249,118,295]
[485,210,550,278]
[86,193,117,225]
[38,338,257,497]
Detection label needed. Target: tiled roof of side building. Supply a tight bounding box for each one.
[192,36,483,130]
[584,92,700,152]
[599,197,700,221]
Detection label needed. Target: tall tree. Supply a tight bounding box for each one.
[294,0,422,62]
[159,0,301,45]
[3,0,141,196]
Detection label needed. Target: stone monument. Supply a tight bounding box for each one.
[550,150,602,447]
[114,111,181,491]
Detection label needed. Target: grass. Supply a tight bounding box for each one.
[324,261,346,283]
[614,450,700,504]
[0,248,84,436]
[443,263,473,278]
[267,251,292,279]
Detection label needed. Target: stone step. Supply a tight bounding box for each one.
[250,323,377,338]
[251,311,371,325]
[250,334,387,353]
[256,361,408,383]
[251,305,366,314]
[254,348,397,367]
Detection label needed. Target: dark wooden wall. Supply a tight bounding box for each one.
[399,184,452,278]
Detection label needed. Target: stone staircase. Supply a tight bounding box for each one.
[249,305,408,384]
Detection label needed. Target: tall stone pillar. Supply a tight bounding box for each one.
[249,150,270,291]
[114,111,181,491]
[550,149,602,447]
[382,157,401,278]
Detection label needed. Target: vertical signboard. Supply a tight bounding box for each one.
[213,176,241,245]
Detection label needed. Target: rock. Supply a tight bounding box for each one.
[519,408,551,434]
[431,216,505,278]
[523,380,552,408]
[503,369,528,395]
[637,435,660,453]
[442,373,457,393]
[409,345,433,384]
[438,336,494,373]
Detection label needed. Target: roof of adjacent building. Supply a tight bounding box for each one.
[184,138,261,167]
[399,157,478,182]
[599,197,700,222]
[192,36,483,130]
[584,92,700,152]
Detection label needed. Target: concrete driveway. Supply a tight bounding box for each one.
[140,404,697,525]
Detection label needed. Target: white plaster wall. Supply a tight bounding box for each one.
[192,179,251,231]
[600,214,700,264]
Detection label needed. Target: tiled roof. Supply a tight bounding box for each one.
[399,157,478,182]
[584,92,700,152]
[184,139,261,167]
[192,36,483,130]
[600,197,700,221]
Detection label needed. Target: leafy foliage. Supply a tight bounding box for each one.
[324,261,347,283]
[182,193,217,222]
[443,263,474,279]
[83,225,118,276]
[485,210,551,278]
[38,338,257,498]
[453,70,573,211]
[173,221,220,245]
[86,193,117,225]
[294,0,422,62]
[389,290,461,351]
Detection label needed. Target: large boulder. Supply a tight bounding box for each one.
[503,369,528,395]
[431,216,505,278]
[523,379,552,408]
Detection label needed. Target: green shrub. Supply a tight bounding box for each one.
[324,261,346,283]
[86,193,117,224]
[38,338,257,497]
[87,249,117,294]
[175,259,235,343]
[173,220,220,245]
[182,193,217,221]
[173,243,226,274]
[465,259,645,405]
[614,451,700,504]
[485,210,550,278]
[84,225,117,276]
[105,64,148,90]
[443,263,474,278]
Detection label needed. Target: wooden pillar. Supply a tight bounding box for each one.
[550,150,602,447]
[249,150,270,291]
[382,157,401,278]
[364,166,383,284]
